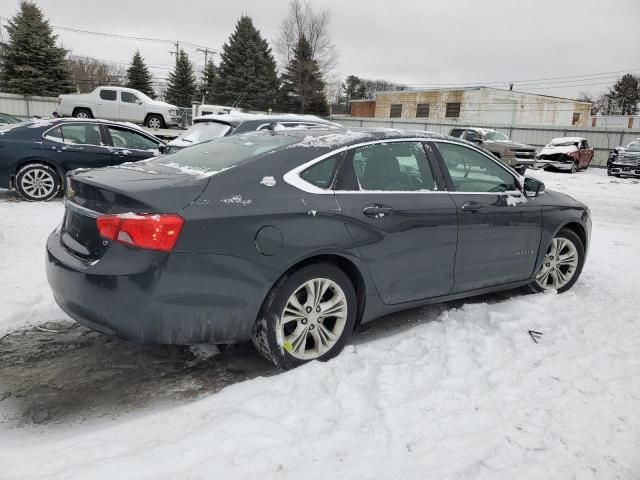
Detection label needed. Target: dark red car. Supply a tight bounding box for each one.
[535,137,594,173]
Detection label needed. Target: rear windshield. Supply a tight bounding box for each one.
[178,121,232,143]
[151,133,299,172]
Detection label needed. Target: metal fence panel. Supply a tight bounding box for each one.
[333,116,640,166]
[0,92,58,118]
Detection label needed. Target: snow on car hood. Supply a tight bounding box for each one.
[539,144,578,155]
[147,99,178,110]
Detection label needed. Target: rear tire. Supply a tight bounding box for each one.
[15,163,61,202]
[145,114,165,129]
[72,108,93,119]
[251,263,357,370]
[526,228,585,294]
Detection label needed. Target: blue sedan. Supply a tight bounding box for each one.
[0,118,165,201]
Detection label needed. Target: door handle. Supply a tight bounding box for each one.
[362,204,393,218]
[461,201,484,213]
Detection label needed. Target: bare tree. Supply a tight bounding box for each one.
[275,0,337,76]
[67,54,125,93]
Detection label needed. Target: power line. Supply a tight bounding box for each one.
[0,15,219,53]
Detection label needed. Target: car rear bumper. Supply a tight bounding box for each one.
[46,229,277,345]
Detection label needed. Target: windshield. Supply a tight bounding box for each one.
[176,121,232,144]
[484,131,510,142]
[0,113,20,123]
[624,141,640,151]
[152,133,300,172]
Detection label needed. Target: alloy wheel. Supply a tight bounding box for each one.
[148,117,162,129]
[75,111,89,118]
[280,278,348,360]
[19,168,56,199]
[535,237,579,290]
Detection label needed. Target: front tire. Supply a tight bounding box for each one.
[15,163,61,202]
[570,161,578,174]
[251,263,357,369]
[527,228,585,294]
[145,114,165,129]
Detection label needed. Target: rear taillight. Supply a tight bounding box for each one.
[96,213,184,252]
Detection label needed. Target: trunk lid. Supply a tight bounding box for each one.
[61,162,210,260]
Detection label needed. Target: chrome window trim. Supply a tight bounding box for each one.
[283,137,524,196]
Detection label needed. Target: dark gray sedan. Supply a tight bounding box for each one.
[46,128,591,369]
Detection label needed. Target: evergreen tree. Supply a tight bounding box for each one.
[211,16,279,111]
[609,74,640,115]
[277,35,328,115]
[165,50,197,107]
[125,50,155,98]
[0,1,73,96]
[198,60,217,104]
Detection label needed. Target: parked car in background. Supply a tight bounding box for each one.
[0,112,21,126]
[46,128,590,369]
[165,113,341,152]
[0,118,165,201]
[56,86,181,129]
[448,127,536,175]
[535,137,594,173]
[607,138,640,178]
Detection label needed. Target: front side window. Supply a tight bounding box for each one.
[46,124,104,146]
[351,142,435,191]
[121,91,140,104]
[107,126,160,150]
[99,89,117,101]
[300,154,340,189]
[437,142,517,193]
[484,131,510,142]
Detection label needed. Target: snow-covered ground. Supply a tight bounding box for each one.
[1,168,639,479]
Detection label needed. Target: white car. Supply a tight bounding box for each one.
[56,87,181,129]
[165,113,341,152]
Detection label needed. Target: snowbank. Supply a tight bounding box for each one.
[1,169,639,479]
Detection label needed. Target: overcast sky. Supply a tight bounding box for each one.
[2,0,638,100]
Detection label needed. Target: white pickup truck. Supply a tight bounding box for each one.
[56,86,181,129]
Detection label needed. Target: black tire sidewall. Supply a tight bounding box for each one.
[15,164,61,202]
[529,228,585,294]
[254,263,357,370]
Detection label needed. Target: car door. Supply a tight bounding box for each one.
[334,140,458,304]
[43,122,112,171]
[579,139,593,168]
[104,124,163,164]
[119,91,145,122]
[432,140,542,292]
[95,89,120,120]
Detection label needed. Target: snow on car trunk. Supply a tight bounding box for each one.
[1,169,639,479]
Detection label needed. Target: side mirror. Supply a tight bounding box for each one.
[136,100,143,105]
[158,145,168,154]
[469,137,483,145]
[523,177,545,198]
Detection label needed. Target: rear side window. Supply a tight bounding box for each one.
[45,124,103,145]
[300,154,339,189]
[351,142,436,191]
[449,129,464,138]
[100,89,117,101]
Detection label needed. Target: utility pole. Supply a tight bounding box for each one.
[197,47,215,105]
[169,41,180,61]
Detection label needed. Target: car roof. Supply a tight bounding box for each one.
[242,127,447,150]
[550,136,585,143]
[7,117,164,141]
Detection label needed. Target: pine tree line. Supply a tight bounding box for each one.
[0,3,330,115]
